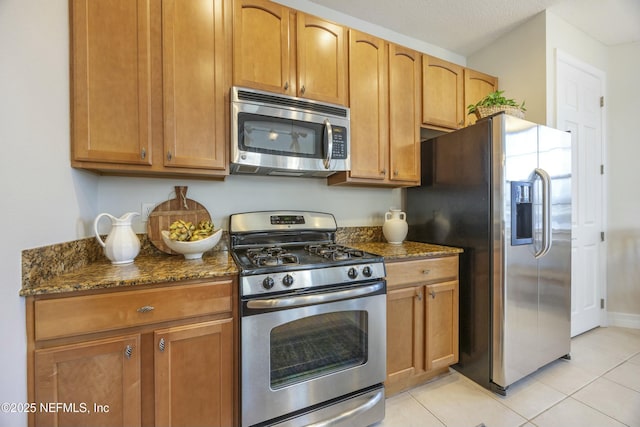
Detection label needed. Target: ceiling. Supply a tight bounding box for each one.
[310,0,640,56]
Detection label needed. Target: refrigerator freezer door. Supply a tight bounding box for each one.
[491,114,540,390]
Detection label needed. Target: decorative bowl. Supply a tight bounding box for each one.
[161,229,222,260]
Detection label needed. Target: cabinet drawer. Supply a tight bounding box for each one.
[386,256,458,288]
[35,280,233,341]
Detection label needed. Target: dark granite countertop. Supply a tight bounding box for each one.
[20,251,238,297]
[20,228,462,297]
[348,241,463,260]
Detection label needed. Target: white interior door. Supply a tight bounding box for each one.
[556,51,606,337]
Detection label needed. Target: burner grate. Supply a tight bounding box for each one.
[246,246,299,267]
[305,244,365,261]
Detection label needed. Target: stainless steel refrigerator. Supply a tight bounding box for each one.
[406,113,572,395]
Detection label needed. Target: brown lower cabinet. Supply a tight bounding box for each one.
[26,278,237,427]
[385,255,459,396]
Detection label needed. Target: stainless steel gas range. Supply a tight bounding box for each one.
[230,211,387,427]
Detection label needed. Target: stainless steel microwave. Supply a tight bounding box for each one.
[230,87,350,177]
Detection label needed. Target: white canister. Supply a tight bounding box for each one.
[383,208,408,244]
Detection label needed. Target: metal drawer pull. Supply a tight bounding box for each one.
[137,305,155,313]
[124,345,133,359]
[158,338,165,352]
[430,290,436,299]
[416,292,423,301]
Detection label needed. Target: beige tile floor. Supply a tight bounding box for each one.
[377,326,640,427]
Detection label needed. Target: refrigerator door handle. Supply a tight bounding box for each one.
[533,168,552,259]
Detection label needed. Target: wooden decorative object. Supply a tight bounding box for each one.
[146,186,211,254]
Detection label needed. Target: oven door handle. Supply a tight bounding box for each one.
[305,387,384,427]
[246,282,384,310]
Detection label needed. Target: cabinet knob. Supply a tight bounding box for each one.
[167,151,173,161]
[380,169,386,175]
[158,337,165,352]
[124,345,133,359]
[141,148,146,159]
[284,82,289,91]
[416,292,423,301]
[393,169,399,176]
[300,85,306,94]
[136,305,154,313]
[430,290,436,299]
[423,269,431,275]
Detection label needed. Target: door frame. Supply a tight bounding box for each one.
[555,49,608,333]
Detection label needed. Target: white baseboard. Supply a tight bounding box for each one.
[607,311,640,329]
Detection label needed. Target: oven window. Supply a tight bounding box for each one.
[270,311,368,389]
[239,114,321,158]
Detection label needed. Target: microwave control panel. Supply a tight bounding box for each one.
[331,126,348,159]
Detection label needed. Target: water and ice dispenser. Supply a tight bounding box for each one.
[511,181,533,245]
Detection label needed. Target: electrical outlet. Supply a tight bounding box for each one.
[141,203,155,222]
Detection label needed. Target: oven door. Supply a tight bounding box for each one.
[240,281,386,427]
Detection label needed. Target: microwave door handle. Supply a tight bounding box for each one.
[323,118,333,169]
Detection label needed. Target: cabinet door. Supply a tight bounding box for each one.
[347,30,388,180]
[296,13,348,105]
[155,319,233,427]
[233,0,293,94]
[425,280,459,370]
[464,68,498,126]
[422,55,464,129]
[34,335,141,427]
[162,0,228,171]
[386,286,424,384]
[71,0,152,166]
[388,44,421,184]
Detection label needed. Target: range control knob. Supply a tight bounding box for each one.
[362,266,373,277]
[262,277,275,290]
[282,274,294,287]
[348,267,358,280]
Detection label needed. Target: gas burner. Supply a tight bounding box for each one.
[306,244,365,261]
[246,247,299,267]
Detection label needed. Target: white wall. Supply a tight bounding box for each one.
[467,12,547,125]
[605,41,640,325]
[0,1,99,425]
[99,175,401,233]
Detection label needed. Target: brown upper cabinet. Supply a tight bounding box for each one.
[70,0,153,167]
[388,44,421,184]
[329,31,420,187]
[233,0,348,105]
[162,0,229,172]
[422,56,498,130]
[330,30,388,184]
[464,68,499,126]
[70,0,231,179]
[422,55,464,130]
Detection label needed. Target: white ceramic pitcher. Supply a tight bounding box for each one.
[383,208,408,244]
[94,212,141,265]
